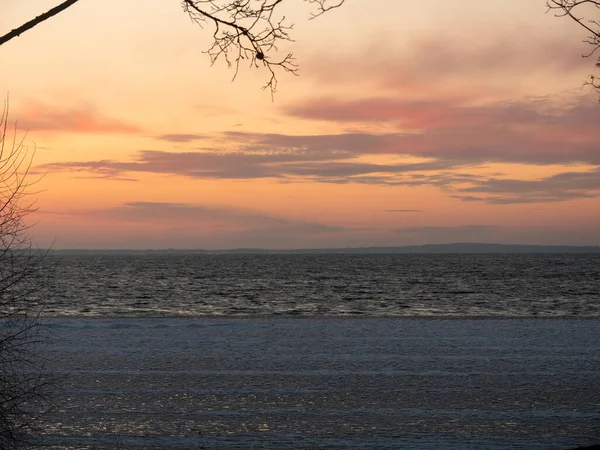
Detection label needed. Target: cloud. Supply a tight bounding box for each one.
[284,97,600,165]
[17,102,141,134]
[303,33,591,97]
[453,168,600,204]
[38,83,600,205]
[278,35,599,175]
[155,134,207,143]
[223,131,387,156]
[96,201,345,234]
[41,139,458,184]
[40,122,600,204]
[41,118,600,174]
[286,97,554,128]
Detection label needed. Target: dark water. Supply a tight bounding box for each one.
[33,318,600,449]
[39,253,600,317]
[25,254,600,448]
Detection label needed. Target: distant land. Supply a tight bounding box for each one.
[49,243,600,254]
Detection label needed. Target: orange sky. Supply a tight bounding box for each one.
[1,0,599,249]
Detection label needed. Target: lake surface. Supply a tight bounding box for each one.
[39,254,600,318]
[33,318,600,449]
[24,254,600,448]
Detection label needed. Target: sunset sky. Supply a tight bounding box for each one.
[1,0,599,249]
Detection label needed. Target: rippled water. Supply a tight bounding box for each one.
[32,318,600,449]
[25,253,600,449]
[39,253,600,318]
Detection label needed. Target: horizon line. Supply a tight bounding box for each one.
[47,242,600,253]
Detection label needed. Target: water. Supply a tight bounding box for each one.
[39,253,600,317]
[23,254,600,448]
[33,318,600,449]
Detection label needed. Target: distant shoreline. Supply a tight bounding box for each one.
[48,243,600,254]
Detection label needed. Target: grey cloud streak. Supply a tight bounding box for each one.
[41,137,459,185]
[155,134,208,143]
[453,168,600,204]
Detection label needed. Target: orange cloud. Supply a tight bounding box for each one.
[16,102,142,134]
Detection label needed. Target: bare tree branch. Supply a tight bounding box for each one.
[0,98,53,448]
[181,0,345,95]
[0,0,82,47]
[2,1,597,98]
[547,0,600,97]
[1,0,345,94]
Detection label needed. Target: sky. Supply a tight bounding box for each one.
[1,0,599,249]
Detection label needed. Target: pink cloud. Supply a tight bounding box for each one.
[17,102,142,134]
[284,96,600,165]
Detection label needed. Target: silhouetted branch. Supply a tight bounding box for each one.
[1,0,345,94]
[0,0,81,47]
[181,0,345,94]
[0,98,52,448]
[547,0,600,96]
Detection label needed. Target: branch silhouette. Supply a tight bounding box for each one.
[2,1,598,97]
[181,0,345,94]
[547,0,600,96]
[0,99,53,448]
[0,0,81,47]
[1,0,345,94]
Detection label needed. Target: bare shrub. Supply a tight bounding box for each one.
[0,99,51,449]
